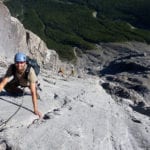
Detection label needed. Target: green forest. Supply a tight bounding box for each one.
[4,0,150,60]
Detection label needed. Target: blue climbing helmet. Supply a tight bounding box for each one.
[14,52,26,62]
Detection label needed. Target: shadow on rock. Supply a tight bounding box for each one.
[105,76,149,95]
[100,60,150,76]
[101,82,133,99]
[0,91,33,113]
[0,91,30,97]
[130,102,150,117]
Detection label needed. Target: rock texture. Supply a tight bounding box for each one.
[0,2,28,61]
[0,2,150,150]
[26,30,59,70]
[0,2,60,71]
[77,42,150,106]
[0,68,150,150]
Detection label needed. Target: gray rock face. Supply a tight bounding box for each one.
[26,30,59,69]
[0,2,150,150]
[78,42,150,106]
[0,66,150,150]
[0,2,60,70]
[0,2,28,61]
[0,0,150,112]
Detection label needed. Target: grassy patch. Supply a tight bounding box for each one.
[4,0,150,60]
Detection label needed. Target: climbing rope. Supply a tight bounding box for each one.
[0,90,25,131]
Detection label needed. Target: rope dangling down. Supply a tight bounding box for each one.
[0,89,25,131]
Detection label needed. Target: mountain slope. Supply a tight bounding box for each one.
[0,67,150,150]
[4,0,150,60]
[0,2,150,149]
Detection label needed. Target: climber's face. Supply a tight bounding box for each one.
[15,61,26,72]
